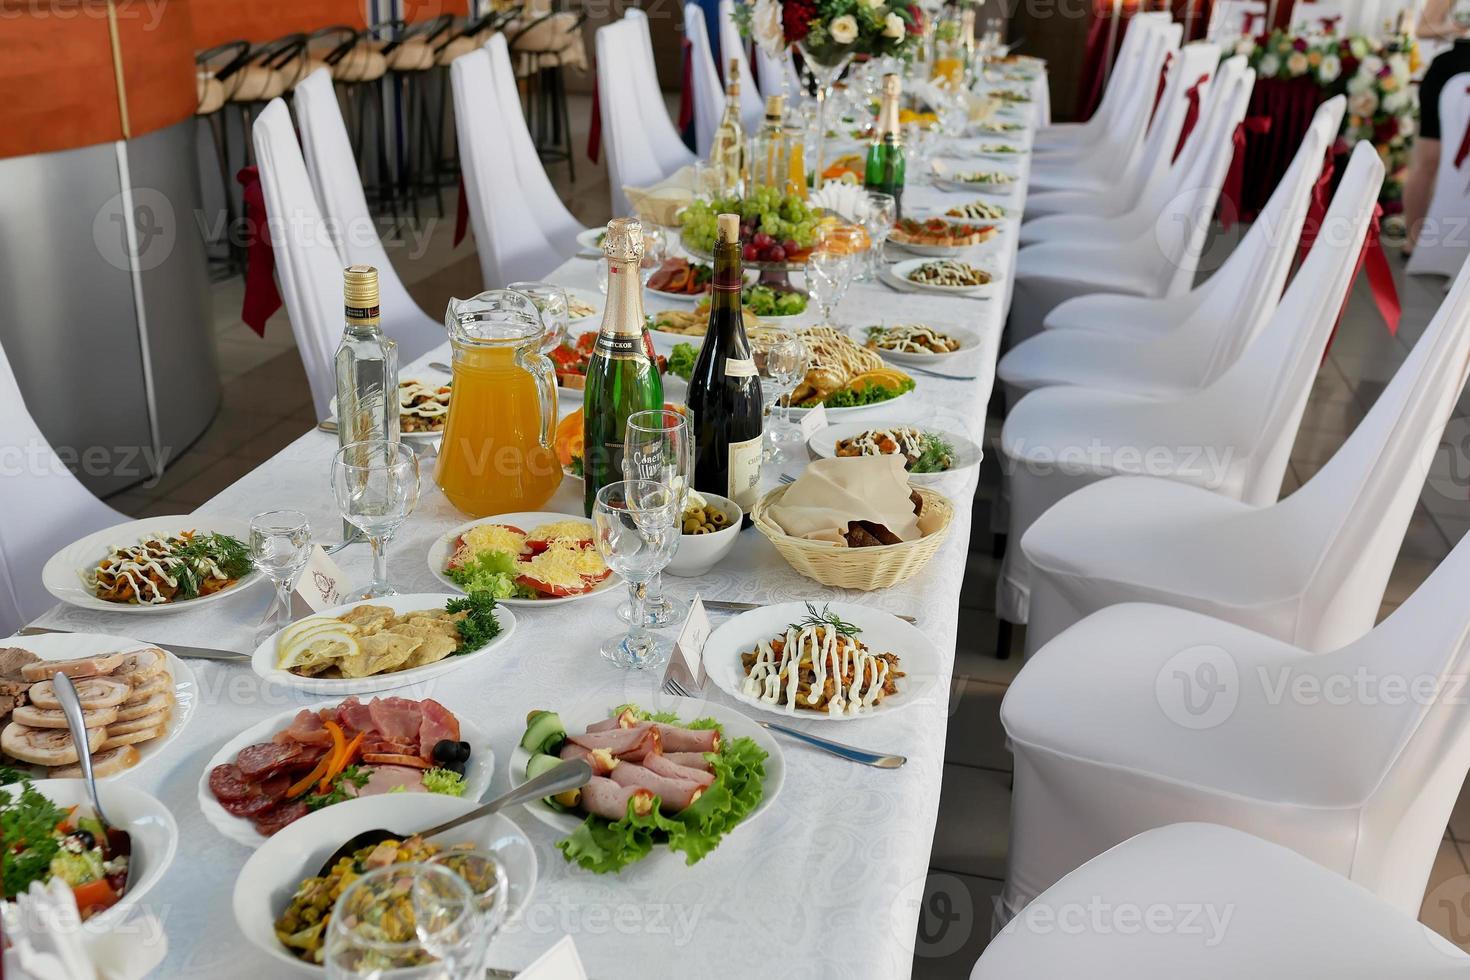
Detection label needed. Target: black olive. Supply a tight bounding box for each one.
[455,741,472,762]
[433,739,459,763]
[446,758,467,776]
[68,830,96,851]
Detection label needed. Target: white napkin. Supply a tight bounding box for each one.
[623,167,696,227]
[768,456,921,544]
[1,879,167,980]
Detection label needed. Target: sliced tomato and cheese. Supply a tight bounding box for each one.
[525,520,596,555]
[447,523,528,570]
[515,542,609,597]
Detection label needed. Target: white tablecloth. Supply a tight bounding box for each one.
[28,95,1039,979]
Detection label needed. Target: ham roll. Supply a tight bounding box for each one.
[568,722,659,761]
[560,742,618,776]
[610,762,704,812]
[653,724,719,754]
[580,776,655,821]
[662,751,714,773]
[642,752,715,789]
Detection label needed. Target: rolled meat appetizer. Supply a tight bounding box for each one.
[580,776,655,821]
[560,742,619,776]
[661,751,715,773]
[653,724,719,754]
[609,762,704,812]
[568,722,660,761]
[642,752,715,789]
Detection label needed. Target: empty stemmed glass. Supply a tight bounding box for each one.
[324,864,487,979]
[249,510,313,645]
[331,440,421,600]
[857,192,897,282]
[805,250,854,327]
[507,281,569,355]
[619,409,693,629]
[593,480,681,669]
[427,850,511,951]
[763,331,810,461]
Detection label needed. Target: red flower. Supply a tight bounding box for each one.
[783,0,816,44]
[1292,37,1307,51]
[907,4,924,34]
[1374,119,1398,143]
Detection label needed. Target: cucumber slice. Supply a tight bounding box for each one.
[519,710,567,755]
[525,751,578,811]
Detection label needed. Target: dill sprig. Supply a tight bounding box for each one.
[789,602,863,638]
[170,532,252,599]
[911,434,956,474]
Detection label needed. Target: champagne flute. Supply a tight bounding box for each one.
[763,331,810,461]
[331,440,421,600]
[619,409,693,629]
[858,191,897,282]
[805,250,853,327]
[507,280,569,354]
[249,510,313,646]
[325,864,487,979]
[593,480,680,669]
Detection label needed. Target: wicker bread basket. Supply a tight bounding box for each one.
[751,484,954,591]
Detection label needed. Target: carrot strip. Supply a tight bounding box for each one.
[318,728,363,795]
[288,756,331,799]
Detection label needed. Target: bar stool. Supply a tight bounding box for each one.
[227,34,310,165]
[431,9,518,190]
[509,0,589,181]
[381,15,455,221]
[195,40,252,275]
[308,26,393,213]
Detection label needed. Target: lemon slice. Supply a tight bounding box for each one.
[277,628,359,672]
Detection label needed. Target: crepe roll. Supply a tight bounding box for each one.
[580,776,656,821]
[609,762,704,812]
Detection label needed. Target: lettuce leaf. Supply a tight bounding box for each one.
[445,550,535,600]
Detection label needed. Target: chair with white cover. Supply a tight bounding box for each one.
[1027,21,1180,190]
[1032,11,1172,154]
[1018,238,1470,657]
[452,48,568,286]
[996,142,1384,624]
[976,824,1470,975]
[624,9,698,177]
[1005,57,1254,351]
[253,98,352,418]
[1001,97,1346,402]
[292,69,444,363]
[0,343,125,636]
[754,41,803,105]
[998,476,1470,921]
[1206,0,1267,42]
[718,0,764,128]
[685,4,725,157]
[1406,75,1470,280]
[1021,41,1220,230]
[1294,0,1387,36]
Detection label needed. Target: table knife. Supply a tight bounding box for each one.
[701,599,918,625]
[757,720,906,768]
[16,627,250,663]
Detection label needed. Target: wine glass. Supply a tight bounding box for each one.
[805,250,854,327]
[763,331,809,461]
[593,480,681,669]
[249,510,312,646]
[619,409,693,629]
[905,122,938,185]
[324,864,487,979]
[427,850,511,947]
[507,281,569,354]
[857,191,897,283]
[937,87,970,140]
[640,226,666,285]
[331,440,421,600]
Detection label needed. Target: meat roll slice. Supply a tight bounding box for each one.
[653,724,719,754]
[609,762,704,812]
[559,742,618,776]
[567,722,659,761]
[579,776,656,821]
[661,751,714,773]
[642,752,715,789]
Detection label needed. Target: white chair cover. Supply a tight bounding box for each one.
[292,70,444,363]
[1021,41,1220,231]
[452,48,568,287]
[252,98,351,419]
[978,824,1470,976]
[1001,97,1347,401]
[754,40,803,105]
[1033,11,1173,153]
[0,343,125,635]
[1407,74,1470,280]
[1006,57,1255,351]
[1000,490,1470,920]
[718,0,764,128]
[1021,237,1470,656]
[624,9,698,177]
[996,142,1385,623]
[1206,0,1267,42]
[685,4,725,157]
[1294,0,1395,36]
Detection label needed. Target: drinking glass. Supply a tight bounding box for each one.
[593,480,680,669]
[937,87,970,140]
[640,226,666,285]
[805,250,854,327]
[857,191,897,282]
[619,409,693,629]
[332,440,421,600]
[507,281,569,355]
[905,123,938,185]
[763,331,809,461]
[249,510,312,646]
[427,850,511,948]
[324,864,487,979]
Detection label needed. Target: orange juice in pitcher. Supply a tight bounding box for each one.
[435,290,562,516]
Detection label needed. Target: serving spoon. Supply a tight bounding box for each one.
[314,758,593,876]
[53,673,136,900]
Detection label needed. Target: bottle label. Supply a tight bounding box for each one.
[595,333,644,360]
[725,357,757,378]
[344,304,380,321]
[728,434,763,510]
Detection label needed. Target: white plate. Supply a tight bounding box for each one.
[42,517,262,614]
[935,176,1016,196]
[575,227,605,256]
[705,601,941,722]
[887,258,1004,298]
[508,695,784,840]
[21,779,177,930]
[197,699,496,848]
[975,145,1029,161]
[785,383,916,420]
[427,512,621,607]
[915,202,1012,225]
[846,322,981,365]
[234,794,537,975]
[647,284,708,303]
[328,383,447,442]
[1,632,197,778]
[888,236,994,258]
[249,594,518,696]
[805,420,983,485]
[564,287,602,324]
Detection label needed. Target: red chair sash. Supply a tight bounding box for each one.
[1220,116,1273,228]
[1173,74,1212,162]
[237,165,281,338]
[1455,85,1470,169]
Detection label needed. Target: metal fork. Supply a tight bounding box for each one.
[663,675,692,699]
[905,364,978,382]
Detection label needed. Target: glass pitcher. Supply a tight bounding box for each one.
[435,290,562,516]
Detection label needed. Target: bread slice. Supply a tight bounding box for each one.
[49,744,140,778]
[11,703,118,730]
[20,653,125,682]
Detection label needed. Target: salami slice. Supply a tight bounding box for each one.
[208,763,252,802]
[235,741,303,779]
[252,800,309,836]
[221,792,279,818]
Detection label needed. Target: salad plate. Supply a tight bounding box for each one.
[427,512,622,606]
[806,421,983,485]
[886,258,1004,298]
[848,322,982,365]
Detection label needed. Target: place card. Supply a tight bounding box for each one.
[664,595,711,692]
[289,545,350,617]
[516,936,588,980]
[799,403,828,441]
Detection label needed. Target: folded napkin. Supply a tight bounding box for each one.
[769,456,922,545]
[623,167,696,228]
[1,879,168,980]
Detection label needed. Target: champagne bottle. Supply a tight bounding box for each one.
[687,214,763,518]
[749,95,788,191]
[335,265,400,537]
[583,218,664,516]
[709,60,747,198]
[864,73,907,217]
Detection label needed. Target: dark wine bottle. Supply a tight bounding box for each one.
[687,213,764,520]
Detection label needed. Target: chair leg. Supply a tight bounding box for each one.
[420,74,443,219]
[556,67,574,182]
[995,619,1013,661]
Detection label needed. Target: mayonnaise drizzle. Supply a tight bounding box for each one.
[81,534,228,605]
[741,626,892,716]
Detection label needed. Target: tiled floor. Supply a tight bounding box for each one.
[105,92,1470,974]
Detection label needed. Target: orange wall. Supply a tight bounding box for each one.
[189,0,468,48]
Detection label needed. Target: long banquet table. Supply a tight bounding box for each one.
[26,89,1040,980]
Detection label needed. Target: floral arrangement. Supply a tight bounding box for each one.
[736,0,923,64]
[1232,29,1418,206]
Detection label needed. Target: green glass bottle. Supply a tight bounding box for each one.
[864,73,907,217]
[583,217,664,516]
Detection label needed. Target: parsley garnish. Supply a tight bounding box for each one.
[445,591,503,651]
[1,776,69,897]
[303,765,372,811]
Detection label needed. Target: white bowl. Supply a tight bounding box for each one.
[233,794,537,974]
[667,492,742,577]
[19,779,178,929]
